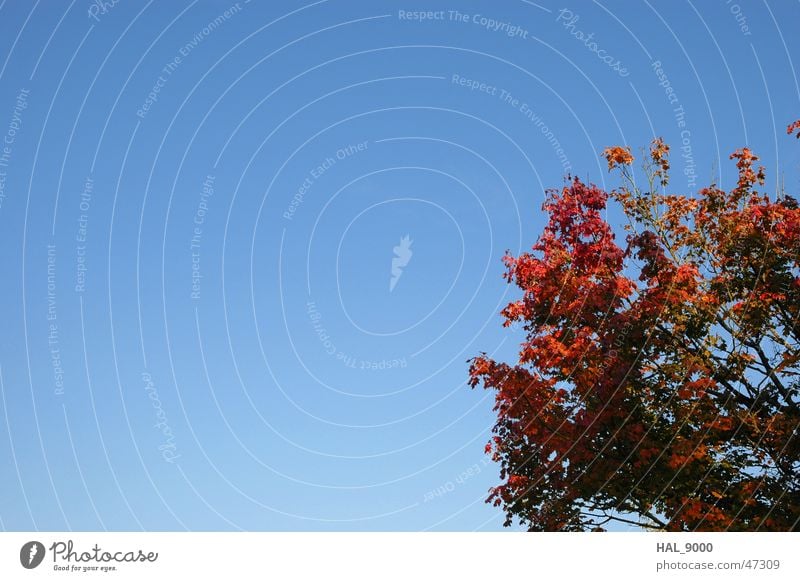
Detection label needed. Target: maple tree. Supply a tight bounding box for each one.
[469,122,800,531]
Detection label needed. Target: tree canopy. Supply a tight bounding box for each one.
[469,121,800,531]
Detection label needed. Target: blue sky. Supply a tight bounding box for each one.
[0,0,798,531]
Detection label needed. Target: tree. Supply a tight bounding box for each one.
[469,122,800,531]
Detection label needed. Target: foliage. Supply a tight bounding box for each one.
[469,122,800,531]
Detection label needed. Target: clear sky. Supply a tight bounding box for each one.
[0,0,798,531]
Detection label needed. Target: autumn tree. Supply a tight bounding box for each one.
[469,122,800,531]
